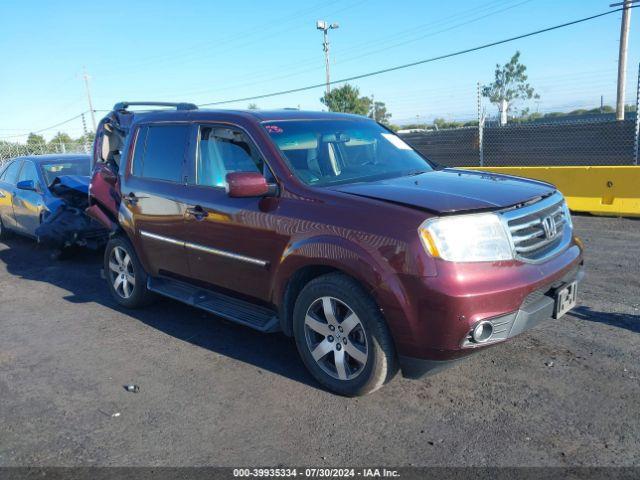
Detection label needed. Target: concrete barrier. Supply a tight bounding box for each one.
[464,166,640,217]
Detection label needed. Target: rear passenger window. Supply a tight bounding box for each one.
[132,125,188,182]
[196,126,264,187]
[1,161,22,184]
[131,126,148,177]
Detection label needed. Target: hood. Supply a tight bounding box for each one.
[329,168,556,214]
[45,175,91,211]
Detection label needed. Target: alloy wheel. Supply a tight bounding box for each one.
[108,246,136,299]
[304,296,368,381]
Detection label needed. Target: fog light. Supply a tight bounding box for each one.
[472,321,493,343]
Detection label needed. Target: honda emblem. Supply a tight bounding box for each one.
[542,215,557,239]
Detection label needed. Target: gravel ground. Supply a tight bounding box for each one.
[0,215,638,467]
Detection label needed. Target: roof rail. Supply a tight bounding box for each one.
[113,101,198,112]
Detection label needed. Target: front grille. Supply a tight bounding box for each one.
[502,193,571,262]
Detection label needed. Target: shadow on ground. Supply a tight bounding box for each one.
[571,305,640,334]
[0,235,318,390]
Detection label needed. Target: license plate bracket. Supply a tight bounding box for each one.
[553,281,578,319]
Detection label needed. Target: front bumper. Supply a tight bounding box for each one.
[399,264,585,379]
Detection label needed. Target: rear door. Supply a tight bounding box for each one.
[12,160,45,236]
[0,160,23,231]
[121,123,193,278]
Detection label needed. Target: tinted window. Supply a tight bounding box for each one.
[1,161,23,184]
[264,120,432,186]
[41,160,90,185]
[131,126,148,177]
[197,126,263,187]
[134,125,188,182]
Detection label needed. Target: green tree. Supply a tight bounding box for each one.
[49,132,74,152]
[76,132,95,146]
[482,51,539,125]
[369,100,392,125]
[320,84,371,115]
[26,133,46,153]
[247,103,258,110]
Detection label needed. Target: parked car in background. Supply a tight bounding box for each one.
[88,102,584,396]
[0,154,107,255]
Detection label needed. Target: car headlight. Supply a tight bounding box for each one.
[419,213,514,262]
[562,201,573,230]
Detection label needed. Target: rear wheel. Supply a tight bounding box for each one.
[293,273,398,396]
[104,236,155,308]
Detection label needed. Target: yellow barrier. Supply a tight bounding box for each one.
[464,166,640,217]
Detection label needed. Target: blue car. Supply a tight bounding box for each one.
[0,154,107,251]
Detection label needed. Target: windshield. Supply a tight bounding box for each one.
[263,119,432,186]
[41,160,90,185]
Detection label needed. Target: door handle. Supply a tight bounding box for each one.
[186,205,209,220]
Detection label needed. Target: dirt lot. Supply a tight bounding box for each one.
[0,215,638,467]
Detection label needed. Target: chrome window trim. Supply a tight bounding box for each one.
[139,230,268,267]
[498,191,573,264]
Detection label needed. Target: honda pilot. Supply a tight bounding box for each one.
[88,102,584,396]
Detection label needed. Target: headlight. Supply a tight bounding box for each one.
[562,201,573,230]
[419,213,514,262]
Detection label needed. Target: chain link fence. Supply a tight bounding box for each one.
[0,141,92,168]
[400,64,640,168]
[400,115,639,167]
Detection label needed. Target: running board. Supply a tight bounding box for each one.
[147,277,280,333]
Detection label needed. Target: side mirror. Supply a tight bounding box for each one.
[16,180,37,191]
[225,172,270,198]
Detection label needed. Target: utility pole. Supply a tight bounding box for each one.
[477,82,485,167]
[612,0,634,120]
[371,94,375,121]
[82,66,97,132]
[316,20,339,98]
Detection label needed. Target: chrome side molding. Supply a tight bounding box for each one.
[140,230,268,268]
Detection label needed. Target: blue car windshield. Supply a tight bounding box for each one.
[41,160,90,185]
[263,119,432,186]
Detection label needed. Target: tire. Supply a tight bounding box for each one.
[104,235,155,308]
[0,217,6,240]
[293,273,398,396]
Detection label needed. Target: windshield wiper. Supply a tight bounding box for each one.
[406,170,428,177]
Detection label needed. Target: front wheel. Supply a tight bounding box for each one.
[293,273,398,396]
[104,236,155,308]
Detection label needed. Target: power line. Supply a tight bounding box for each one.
[0,112,88,140]
[199,6,636,107]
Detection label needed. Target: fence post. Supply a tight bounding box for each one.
[477,81,484,167]
[634,62,640,165]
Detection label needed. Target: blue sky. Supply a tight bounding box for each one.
[0,0,638,140]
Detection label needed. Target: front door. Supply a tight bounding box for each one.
[121,123,192,278]
[12,160,44,236]
[181,124,288,302]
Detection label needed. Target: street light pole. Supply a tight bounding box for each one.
[612,0,634,120]
[316,20,339,98]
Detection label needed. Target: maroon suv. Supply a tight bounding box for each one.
[88,102,584,396]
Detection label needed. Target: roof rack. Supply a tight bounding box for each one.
[113,101,198,112]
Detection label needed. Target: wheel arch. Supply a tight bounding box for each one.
[273,235,402,337]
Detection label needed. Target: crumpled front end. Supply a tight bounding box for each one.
[35,175,109,250]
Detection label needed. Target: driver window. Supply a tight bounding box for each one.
[17,161,39,189]
[196,126,263,187]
